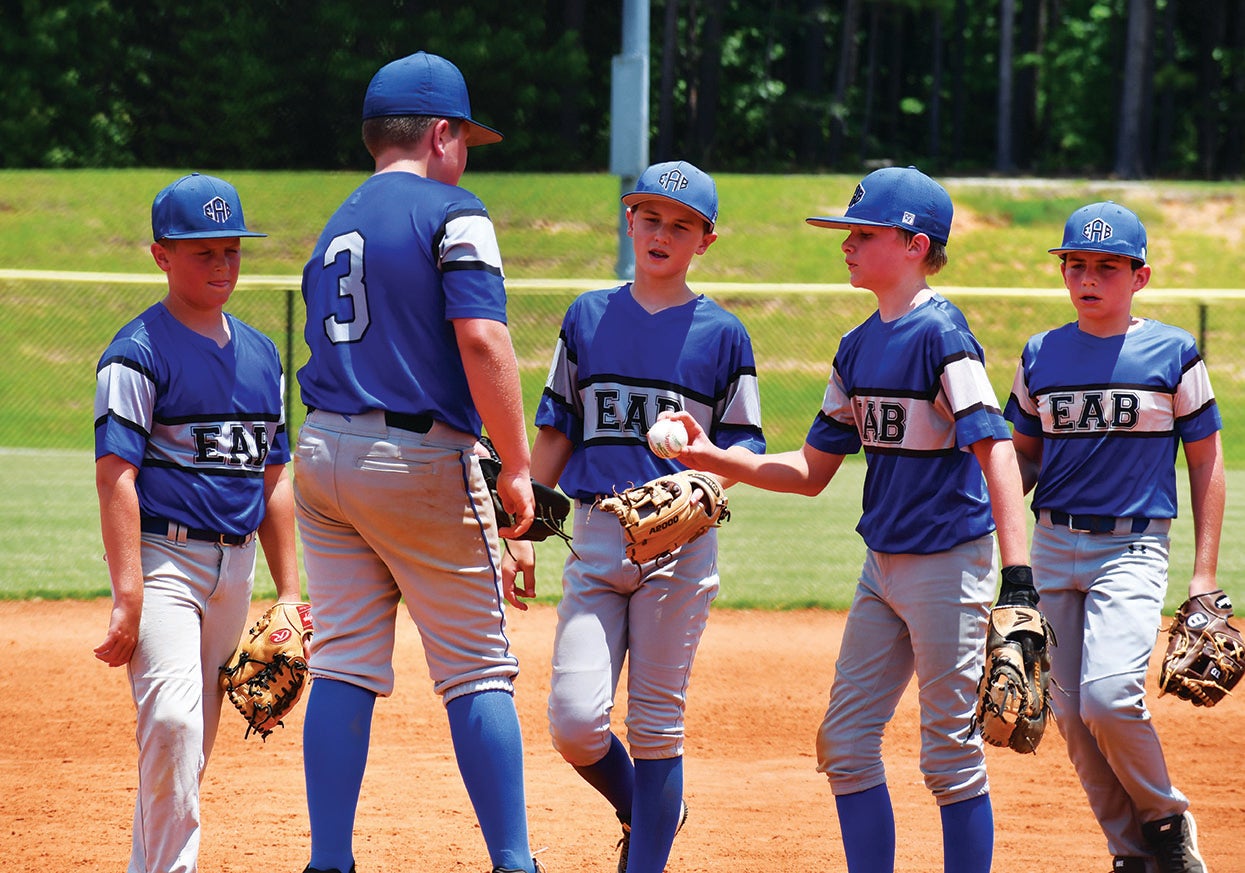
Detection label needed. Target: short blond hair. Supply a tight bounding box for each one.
[897,228,949,275]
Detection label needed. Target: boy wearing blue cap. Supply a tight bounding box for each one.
[1004,202,1224,873]
[94,173,303,873]
[667,166,1031,873]
[295,52,541,873]
[517,160,765,873]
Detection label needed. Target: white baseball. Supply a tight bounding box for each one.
[647,419,688,459]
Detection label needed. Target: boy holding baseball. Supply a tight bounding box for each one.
[1004,201,1224,873]
[513,160,765,873]
[94,173,303,873]
[668,166,1031,873]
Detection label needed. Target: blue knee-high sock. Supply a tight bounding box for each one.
[572,732,636,823]
[835,783,896,873]
[626,756,683,873]
[940,793,993,873]
[304,678,376,872]
[446,689,533,873]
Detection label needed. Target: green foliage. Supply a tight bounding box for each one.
[3,1,1244,176]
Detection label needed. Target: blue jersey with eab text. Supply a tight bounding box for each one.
[537,286,765,500]
[94,303,289,536]
[1004,319,1221,519]
[807,294,1010,555]
[297,171,508,436]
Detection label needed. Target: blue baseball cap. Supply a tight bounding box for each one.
[621,161,718,229]
[151,173,266,242]
[806,166,953,245]
[362,51,502,147]
[1050,201,1147,263]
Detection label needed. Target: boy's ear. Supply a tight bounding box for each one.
[150,241,172,273]
[907,232,932,258]
[1132,264,1152,292]
[696,230,718,255]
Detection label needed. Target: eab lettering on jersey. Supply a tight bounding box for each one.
[584,382,717,443]
[1048,391,1141,432]
[852,395,959,452]
[1035,388,1172,434]
[191,422,273,468]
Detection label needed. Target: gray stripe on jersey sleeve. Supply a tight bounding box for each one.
[439,212,504,275]
[819,369,854,426]
[542,335,581,414]
[718,371,762,428]
[95,359,156,433]
[942,355,1003,416]
[1175,359,1216,419]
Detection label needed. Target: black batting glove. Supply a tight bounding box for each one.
[997,565,1040,608]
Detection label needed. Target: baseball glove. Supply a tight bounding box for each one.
[1158,589,1245,707]
[971,566,1055,754]
[478,437,572,549]
[594,470,729,565]
[220,602,314,740]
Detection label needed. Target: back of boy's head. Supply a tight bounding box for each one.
[806,165,953,246]
[362,51,502,148]
[1049,201,1147,266]
[621,161,718,231]
[151,173,266,243]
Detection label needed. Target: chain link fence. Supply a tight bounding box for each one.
[4,273,1245,456]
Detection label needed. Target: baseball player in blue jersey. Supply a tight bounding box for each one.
[294,52,541,873]
[519,161,765,873]
[94,173,302,873]
[668,166,1032,873]
[1004,202,1224,873]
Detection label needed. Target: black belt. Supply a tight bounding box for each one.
[306,406,433,434]
[141,516,254,546]
[1043,509,1150,535]
[383,411,434,433]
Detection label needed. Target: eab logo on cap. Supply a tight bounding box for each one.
[1082,217,1113,244]
[204,197,233,226]
[658,167,691,193]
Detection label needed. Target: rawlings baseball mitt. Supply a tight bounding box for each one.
[478,438,573,549]
[1158,589,1245,707]
[220,602,314,740]
[971,566,1055,754]
[594,470,728,565]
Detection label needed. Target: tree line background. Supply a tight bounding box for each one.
[2,0,1242,179]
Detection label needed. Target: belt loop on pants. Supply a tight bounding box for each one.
[140,515,255,546]
[1036,508,1152,535]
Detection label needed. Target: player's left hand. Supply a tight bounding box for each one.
[501,539,537,610]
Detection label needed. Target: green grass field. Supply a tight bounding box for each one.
[2,170,1245,288]
[4,449,1242,614]
[3,171,1244,610]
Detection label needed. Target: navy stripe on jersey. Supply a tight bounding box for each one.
[95,304,289,536]
[1005,319,1221,518]
[536,285,765,500]
[807,295,1008,555]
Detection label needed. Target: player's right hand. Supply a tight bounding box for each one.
[662,411,711,462]
[500,539,537,611]
[94,603,140,667]
[496,469,535,539]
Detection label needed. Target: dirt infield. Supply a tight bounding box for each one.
[3,599,1242,872]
